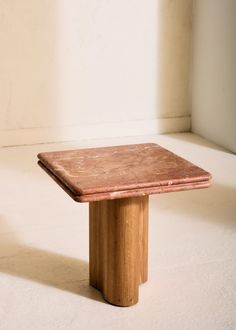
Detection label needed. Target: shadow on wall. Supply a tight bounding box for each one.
[0,216,104,303]
[0,0,59,133]
[0,0,68,146]
[158,0,193,131]
[0,0,195,146]
[152,182,236,230]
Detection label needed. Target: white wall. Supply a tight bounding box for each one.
[192,0,236,153]
[0,0,193,147]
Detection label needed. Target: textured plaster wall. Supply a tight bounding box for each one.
[0,0,193,146]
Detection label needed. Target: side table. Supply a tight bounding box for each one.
[37,143,211,306]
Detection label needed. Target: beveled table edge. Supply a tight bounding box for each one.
[37,142,212,197]
[38,161,212,203]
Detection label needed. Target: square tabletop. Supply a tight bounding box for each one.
[38,143,211,202]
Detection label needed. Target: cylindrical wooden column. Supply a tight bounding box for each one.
[89,196,148,306]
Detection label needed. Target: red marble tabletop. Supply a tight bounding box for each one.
[37,143,211,202]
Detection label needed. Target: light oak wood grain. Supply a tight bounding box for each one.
[89,196,148,306]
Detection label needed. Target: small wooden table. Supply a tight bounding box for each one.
[37,143,211,306]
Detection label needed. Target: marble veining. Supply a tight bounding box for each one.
[37,143,212,202]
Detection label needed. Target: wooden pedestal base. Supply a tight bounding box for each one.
[89,196,148,307]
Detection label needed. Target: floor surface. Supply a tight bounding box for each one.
[0,133,235,330]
